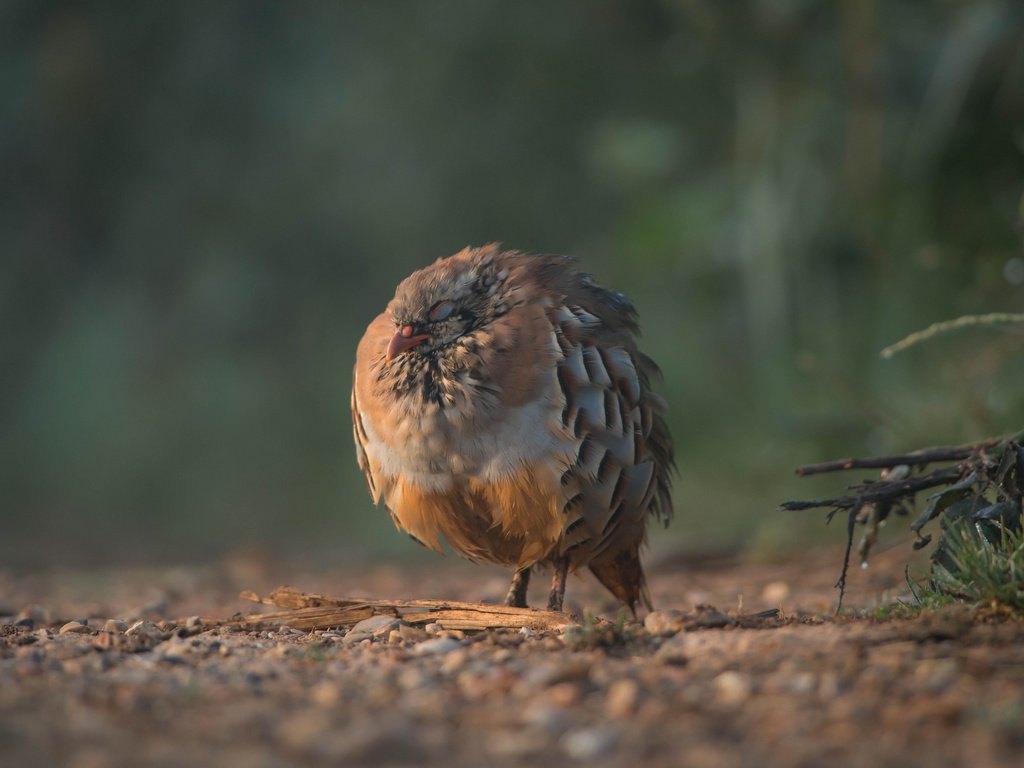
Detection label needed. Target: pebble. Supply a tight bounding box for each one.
[713,671,752,705]
[561,726,619,760]
[154,638,192,660]
[125,620,162,639]
[522,704,572,734]
[102,619,128,634]
[413,637,461,656]
[654,640,689,666]
[399,624,430,642]
[350,615,401,637]
[523,659,592,687]
[60,621,91,635]
[604,678,640,717]
[440,648,469,673]
[644,609,687,635]
[547,682,584,707]
[123,620,164,649]
[16,605,50,629]
[787,671,816,695]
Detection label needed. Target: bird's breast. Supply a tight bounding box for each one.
[359,368,575,492]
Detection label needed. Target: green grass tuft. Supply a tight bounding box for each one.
[927,523,1024,611]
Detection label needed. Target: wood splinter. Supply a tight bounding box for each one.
[221,586,574,633]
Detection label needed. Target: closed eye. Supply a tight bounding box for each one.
[428,299,455,322]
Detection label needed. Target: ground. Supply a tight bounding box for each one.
[2,543,1023,768]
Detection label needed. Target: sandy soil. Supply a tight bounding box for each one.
[2,544,1023,768]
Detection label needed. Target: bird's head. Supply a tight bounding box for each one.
[385,247,510,366]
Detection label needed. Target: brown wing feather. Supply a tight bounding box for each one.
[503,252,672,611]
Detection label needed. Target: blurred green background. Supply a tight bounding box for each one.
[2,1,1023,567]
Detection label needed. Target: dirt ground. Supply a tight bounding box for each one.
[2,543,1023,768]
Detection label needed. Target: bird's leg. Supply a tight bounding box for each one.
[547,556,569,612]
[504,567,531,608]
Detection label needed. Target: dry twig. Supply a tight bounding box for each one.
[782,431,1023,611]
[220,586,573,632]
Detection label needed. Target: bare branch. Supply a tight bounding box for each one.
[793,434,1016,476]
[781,466,963,511]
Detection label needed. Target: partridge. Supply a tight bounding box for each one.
[351,244,673,613]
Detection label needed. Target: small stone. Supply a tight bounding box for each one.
[424,622,443,634]
[604,678,639,718]
[654,640,689,666]
[399,624,430,642]
[561,726,619,760]
[713,671,752,704]
[519,626,536,638]
[102,619,128,634]
[440,649,469,673]
[16,605,50,629]
[60,621,91,635]
[350,615,401,637]
[155,638,191,660]
[524,659,592,687]
[185,616,202,630]
[644,609,686,635]
[343,631,372,645]
[547,682,583,707]
[522,704,572,734]
[125,620,158,636]
[124,620,163,647]
[787,672,816,695]
[413,637,461,656]
[92,632,115,651]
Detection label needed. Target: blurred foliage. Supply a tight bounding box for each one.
[1,1,1023,565]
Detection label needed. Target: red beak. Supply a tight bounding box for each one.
[386,324,431,365]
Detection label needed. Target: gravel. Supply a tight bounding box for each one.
[1,551,1022,768]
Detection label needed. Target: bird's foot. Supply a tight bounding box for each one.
[504,567,531,608]
[547,557,569,612]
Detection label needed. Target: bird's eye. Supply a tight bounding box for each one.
[428,300,455,322]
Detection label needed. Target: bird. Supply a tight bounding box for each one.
[351,244,673,613]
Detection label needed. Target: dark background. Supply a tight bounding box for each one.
[2,1,1023,567]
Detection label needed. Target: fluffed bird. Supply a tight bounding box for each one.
[351,244,673,613]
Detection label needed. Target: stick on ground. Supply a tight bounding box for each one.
[219,586,574,633]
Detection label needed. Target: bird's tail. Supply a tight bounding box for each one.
[588,547,652,616]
